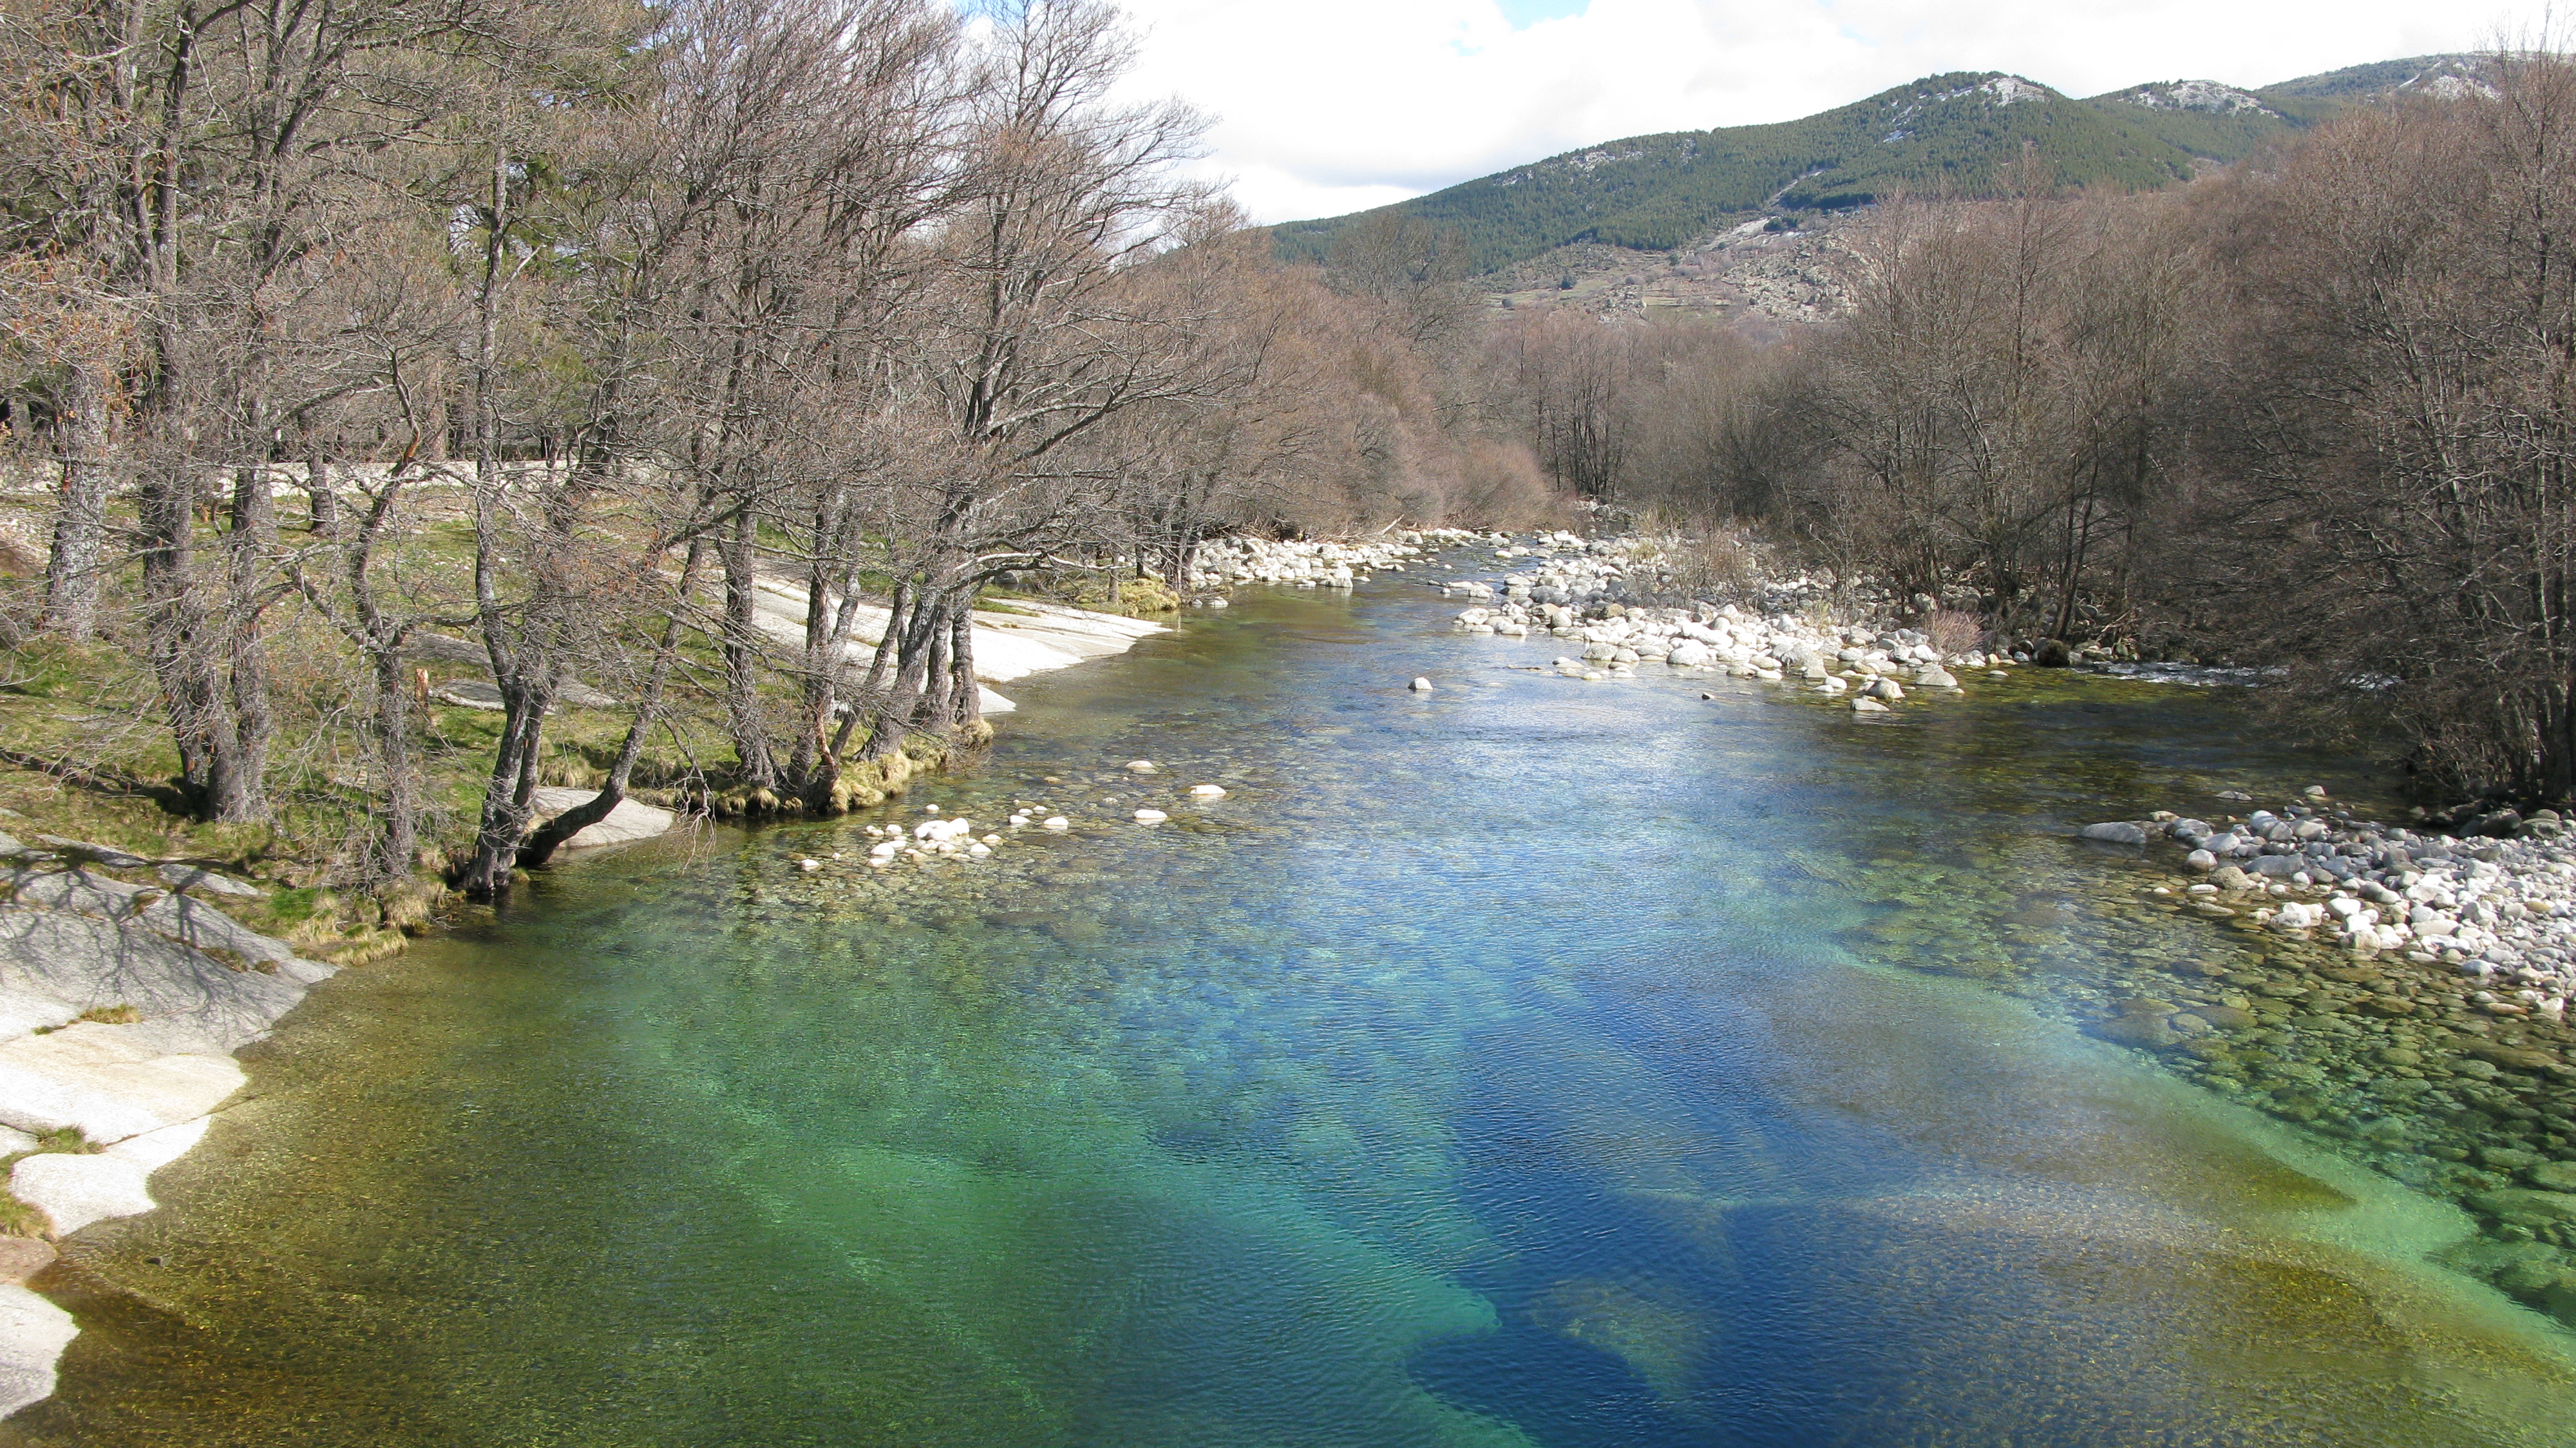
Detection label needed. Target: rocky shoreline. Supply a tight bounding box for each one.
[17,523,2576,1418]
[0,835,346,1415]
[2063,795,2576,1326]
[1186,529,1479,594]
[1410,528,2576,1334]
[1434,531,2003,701]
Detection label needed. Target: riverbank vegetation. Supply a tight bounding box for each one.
[0,0,1553,902]
[1486,52,2576,808]
[4,1,2573,908]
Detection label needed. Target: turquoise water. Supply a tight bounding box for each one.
[14,580,2576,1445]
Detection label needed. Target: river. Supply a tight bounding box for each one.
[9,575,2576,1445]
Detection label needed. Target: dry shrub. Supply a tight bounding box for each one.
[1450,441,1565,531]
[1923,607,1984,656]
[1640,532,1758,603]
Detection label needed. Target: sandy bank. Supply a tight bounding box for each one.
[746,577,1166,717]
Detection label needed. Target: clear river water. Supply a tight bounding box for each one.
[10,576,2576,1446]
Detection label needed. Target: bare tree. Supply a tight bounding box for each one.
[851,0,1222,761]
[2192,52,2576,798]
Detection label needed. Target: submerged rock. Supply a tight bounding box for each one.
[2530,1161,2576,1191]
[0,1286,75,1420]
[2470,1187,2576,1227]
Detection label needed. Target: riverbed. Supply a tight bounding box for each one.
[9,578,2576,1446]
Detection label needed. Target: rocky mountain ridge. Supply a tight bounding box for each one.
[1273,53,2483,277]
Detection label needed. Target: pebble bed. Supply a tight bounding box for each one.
[2066,799,2576,1327]
[1434,532,2002,697]
[1184,531,1484,593]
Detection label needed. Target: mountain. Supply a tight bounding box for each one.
[1271,56,2479,274]
[2259,53,2489,100]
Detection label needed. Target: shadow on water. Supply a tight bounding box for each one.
[10,578,2576,1446]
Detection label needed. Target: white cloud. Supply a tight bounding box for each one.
[1110,0,2510,223]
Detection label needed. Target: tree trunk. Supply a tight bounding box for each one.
[137,465,263,820]
[307,455,339,535]
[458,676,557,900]
[40,361,111,641]
[949,598,982,733]
[718,506,777,791]
[858,586,941,761]
[221,461,276,819]
[365,645,418,884]
[520,546,705,869]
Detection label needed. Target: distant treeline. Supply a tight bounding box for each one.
[1486,54,2576,805]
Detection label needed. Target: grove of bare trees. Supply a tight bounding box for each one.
[17,1,2573,903]
[1482,53,2576,805]
[0,0,1558,900]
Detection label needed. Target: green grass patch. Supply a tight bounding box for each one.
[0,1192,46,1239]
[31,1127,95,1156]
[261,886,325,925]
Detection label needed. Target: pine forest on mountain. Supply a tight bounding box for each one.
[1269,55,2483,271]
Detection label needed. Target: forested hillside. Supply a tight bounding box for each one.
[1273,55,2477,273]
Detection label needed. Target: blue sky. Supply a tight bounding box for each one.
[1112,1,2508,224]
[1494,0,1591,25]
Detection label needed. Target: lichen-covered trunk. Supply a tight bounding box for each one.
[919,598,956,731]
[457,676,557,900]
[222,461,277,815]
[858,584,946,762]
[40,361,111,641]
[718,508,777,791]
[947,600,983,734]
[789,491,870,806]
[307,455,339,535]
[137,468,263,821]
[364,646,418,885]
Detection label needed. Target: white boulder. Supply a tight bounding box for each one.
[10,1152,155,1237]
[0,1284,77,1418]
